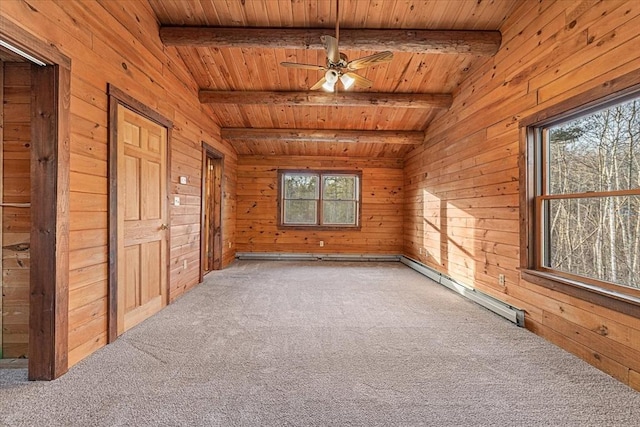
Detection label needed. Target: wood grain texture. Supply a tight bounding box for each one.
[1,62,31,359]
[161,27,502,56]
[199,90,452,109]
[3,0,639,393]
[237,155,402,255]
[150,0,518,140]
[29,64,70,380]
[403,0,640,391]
[221,128,424,145]
[1,0,237,368]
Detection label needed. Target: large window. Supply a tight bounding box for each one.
[522,87,640,311]
[279,170,361,228]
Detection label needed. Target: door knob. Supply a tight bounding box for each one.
[160,223,169,230]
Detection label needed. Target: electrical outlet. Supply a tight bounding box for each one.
[174,196,181,206]
[228,241,232,248]
[319,240,324,247]
[183,259,188,269]
[498,274,506,286]
[419,247,422,254]
[179,176,188,185]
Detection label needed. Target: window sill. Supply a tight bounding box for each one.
[520,269,640,319]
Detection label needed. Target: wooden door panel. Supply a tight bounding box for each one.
[116,105,167,336]
[124,156,140,220]
[124,220,164,246]
[122,121,140,148]
[142,160,161,220]
[141,240,161,303]
[124,245,140,311]
[147,130,162,154]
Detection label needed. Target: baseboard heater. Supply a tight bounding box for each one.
[234,252,524,326]
[235,252,401,262]
[400,256,525,327]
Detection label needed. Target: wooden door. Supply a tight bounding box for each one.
[116,105,168,335]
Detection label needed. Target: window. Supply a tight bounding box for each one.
[521,86,640,312]
[279,170,361,228]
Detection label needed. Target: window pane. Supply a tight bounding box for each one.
[323,200,357,225]
[544,196,640,289]
[284,200,317,224]
[548,97,639,195]
[284,174,318,199]
[323,175,357,200]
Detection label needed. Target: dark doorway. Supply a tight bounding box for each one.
[0,21,71,380]
[200,143,224,280]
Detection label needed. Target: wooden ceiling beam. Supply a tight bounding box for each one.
[160,27,501,56]
[221,128,425,145]
[199,90,452,109]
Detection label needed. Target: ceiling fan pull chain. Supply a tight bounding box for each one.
[278,0,392,91]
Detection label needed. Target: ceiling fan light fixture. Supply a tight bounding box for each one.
[321,80,336,92]
[340,73,355,90]
[322,69,339,92]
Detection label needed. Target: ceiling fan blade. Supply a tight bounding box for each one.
[320,35,340,64]
[310,77,327,91]
[345,72,373,89]
[280,62,326,71]
[347,51,394,70]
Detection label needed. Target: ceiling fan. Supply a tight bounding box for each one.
[280,0,393,92]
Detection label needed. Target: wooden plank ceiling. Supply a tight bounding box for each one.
[148,0,520,158]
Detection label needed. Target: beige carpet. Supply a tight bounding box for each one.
[1,261,639,426]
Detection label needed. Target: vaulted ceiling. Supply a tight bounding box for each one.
[148,0,521,158]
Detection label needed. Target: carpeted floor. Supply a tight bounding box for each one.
[1,261,639,426]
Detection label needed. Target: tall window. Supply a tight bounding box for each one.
[525,93,640,295]
[279,170,361,228]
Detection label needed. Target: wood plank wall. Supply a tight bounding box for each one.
[1,62,31,358]
[404,0,640,390]
[237,155,403,254]
[0,1,236,367]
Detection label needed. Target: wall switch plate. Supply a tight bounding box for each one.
[228,241,232,248]
[179,176,188,185]
[183,260,187,269]
[319,240,324,247]
[419,247,422,254]
[174,196,180,206]
[498,274,506,286]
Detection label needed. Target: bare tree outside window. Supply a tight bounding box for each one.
[322,175,358,225]
[283,174,318,224]
[541,97,640,289]
[280,171,360,227]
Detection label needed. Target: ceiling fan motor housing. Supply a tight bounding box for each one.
[328,53,348,68]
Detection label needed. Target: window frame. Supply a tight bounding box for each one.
[277,169,362,230]
[519,75,640,319]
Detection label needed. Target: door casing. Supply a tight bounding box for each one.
[107,85,172,342]
[0,17,72,380]
[200,143,224,281]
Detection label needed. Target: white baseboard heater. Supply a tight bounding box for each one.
[235,252,400,262]
[234,252,525,327]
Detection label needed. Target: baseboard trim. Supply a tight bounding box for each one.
[235,252,400,262]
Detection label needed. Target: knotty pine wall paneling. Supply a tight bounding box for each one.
[237,155,403,254]
[1,63,31,358]
[403,0,640,390]
[0,1,237,367]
